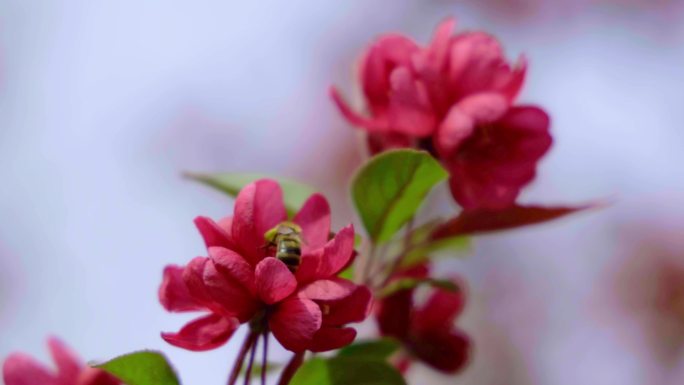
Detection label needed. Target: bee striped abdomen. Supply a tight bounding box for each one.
[276,236,301,273]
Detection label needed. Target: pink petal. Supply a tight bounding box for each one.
[413,283,466,332]
[446,106,552,210]
[500,55,527,101]
[366,132,413,155]
[161,314,239,352]
[427,17,456,67]
[308,327,357,353]
[298,278,356,302]
[47,337,82,384]
[321,285,373,326]
[361,34,418,108]
[255,258,297,305]
[387,68,436,136]
[194,216,234,250]
[182,257,214,307]
[231,179,287,265]
[436,93,508,158]
[296,224,354,283]
[329,86,388,132]
[2,353,57,385]
[293,193,331,251]
[208,247,255,294]
[159,265,203,312]
[376,289,413,340]
[77,368,120,385]
[435,105,474,159]
[203,260,259,321]
[270,297,322,352]
[447,32,514,99]
[412,329,470,373]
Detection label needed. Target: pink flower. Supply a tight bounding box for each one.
[159,179,372,353]
[331,18,552,210]
[2,337,120,385]
[376,265,470,373]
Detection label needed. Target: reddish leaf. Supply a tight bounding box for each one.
[432,204,596,238]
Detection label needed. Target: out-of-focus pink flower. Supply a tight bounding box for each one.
[159,179,372,353]
[331,18,552,210]
[375,265,470,373]
[2,337,119,385]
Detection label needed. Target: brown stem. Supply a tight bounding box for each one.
[277,351,305,385]
[361,243,377,285]
[380,218,415,288]
[243,336,258,385]
[261,330,269,385]
[227,330,259,385]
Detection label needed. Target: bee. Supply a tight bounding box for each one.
[265,222,303,273]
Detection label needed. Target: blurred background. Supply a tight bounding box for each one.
[1,1,683,384]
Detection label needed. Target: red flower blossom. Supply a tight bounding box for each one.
[331,18,551,210]
[2,337,119,385]
[159,179,372,353]
[376,265,470,373]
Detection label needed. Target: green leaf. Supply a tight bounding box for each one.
[337,338,400,360]
[352,150,448,243]
[290,357,406,385]
[92,351,180,385]
[185,172,317,216]
[378,277,458,298]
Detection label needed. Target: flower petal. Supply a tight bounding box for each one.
[447,31,511,99]
[2,353,57,385]
[376,289,413,340]
[428,18,456,64]
[194,216,234,250]
[298,278,356,302]
[208,247,255,294]
[182,257,214,307]
[293,193,331,251]
[413,282,466,332]
[446,105,552,210]
[361,34,418,110]
[366,132,413,155]
[501,55,527,101]
[255,258,297,305]
[329,86,388,132]
[270,297,322,352]
[47,337,82,384]
[436,93,508,159]
[77,368,120,385]
[435,105,474,159]
[231,179,287,265]
[296,224,354,283]
[159,265,203,312]
[387,67,436,136]
[411,329,470,373]
[321,285,373,326]
[161,314,239,352]
[308,327,357,353]
[203,260,258,321]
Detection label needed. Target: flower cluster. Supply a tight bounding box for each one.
[2,338,119,385]
[159,179,372,353]
[331,18,552,210]
[376,265,469,373]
